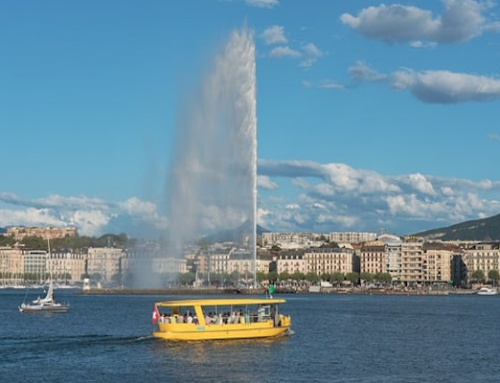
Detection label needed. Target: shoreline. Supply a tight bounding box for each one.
[77,287,477,296]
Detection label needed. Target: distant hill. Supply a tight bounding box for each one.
[204,221,269,243]
[415,213,500,241]
[0,227,6,234]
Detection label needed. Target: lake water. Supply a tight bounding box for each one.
[2,289,500,383]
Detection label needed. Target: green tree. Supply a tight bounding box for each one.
[320,272,330,281]
[331,272,344,286]
[0,235,15,246]
[305,272,320,283]
[256,272,268,282]
[178,272,196,286]
[346,272,359,285]
[472,269,485,283]
[360,272,373,284]
[488,269,500,285]
[291,271,305,282]
[279,271,291,281]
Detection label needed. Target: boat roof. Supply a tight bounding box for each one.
[155,298,286,307]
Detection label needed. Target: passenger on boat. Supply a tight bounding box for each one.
[187,313,193,324]
[193,315,199,324]
[177,315,184,324]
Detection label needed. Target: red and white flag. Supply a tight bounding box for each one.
[152,305,160,325]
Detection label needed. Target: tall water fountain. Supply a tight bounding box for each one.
[167,27,257,284]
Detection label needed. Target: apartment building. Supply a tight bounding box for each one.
[422,242,454,283]
[464,242,500,282]
[304,245,357,276]
[0,246,24,284]
[328,232,377,244]
[276,249,306,275]
[360,240,386,274]
[400,236,425,285]
[6,226,78,240]
[87,247,125,282]
[49,249,86,284]
[378,233,402,282]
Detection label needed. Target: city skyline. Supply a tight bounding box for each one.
[1,0,500,239]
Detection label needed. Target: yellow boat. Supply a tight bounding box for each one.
[152,298,291,341]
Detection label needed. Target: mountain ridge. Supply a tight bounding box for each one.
[414,213,500,241]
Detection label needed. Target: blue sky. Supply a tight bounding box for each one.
[1,0,500,238]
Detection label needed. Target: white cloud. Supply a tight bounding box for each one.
[0,193,168,238]
[258,175,279,190]
[246,0,278,8]
[258,159,500,234]
[348,62,500,104]
[3,158,500,238]
[340,0,499,44]
[268,46,301,58]
[349,61,387,82]
[318,80,345,89]
[261,25,287,45]
[299,43,323,68]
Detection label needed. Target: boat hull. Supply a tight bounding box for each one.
[152,321,290,341]
[19,304,70,314]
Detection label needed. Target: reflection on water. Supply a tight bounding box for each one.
[150,336,290,381]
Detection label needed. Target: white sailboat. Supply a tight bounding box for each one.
[19,238,70,314]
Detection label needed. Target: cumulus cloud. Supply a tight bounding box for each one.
[246,0,278,8]
[269,46,301,58]
[0,193,168,238]
[3,159,500,238]
[348,62,500,103]
[340,0,499,44]
[349,61,387,82]
[299,43,323,68]
[258,175,279,190]
[257,159,500,235]
[261,25,287,45]
[263,31,323,67]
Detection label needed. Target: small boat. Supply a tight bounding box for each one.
[19,279,70,314]
[476,287,498,296]
[152,298,291,341]
[19,238,70,314]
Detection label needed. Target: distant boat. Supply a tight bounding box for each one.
[18,239,70,314]
[476,287,498,296]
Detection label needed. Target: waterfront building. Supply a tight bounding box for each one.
[276,249,306,275]
[378,233,402,282]
[23,250,47,284]
[422,242,455,283]
[49,249,86,284]
[5,226,78,240]
[261,232,322,249]
[400,236,425,285]
[151,257,188,274]
[304,245,357,276]
[328,232,377,244]
[87,247,125,283]
[360,240,386,275]
[0,246,24,285]
[464,242,500,283]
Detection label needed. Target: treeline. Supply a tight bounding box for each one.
[0,233,136,250]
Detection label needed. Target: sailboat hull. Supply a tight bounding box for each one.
[19,303,70,314]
